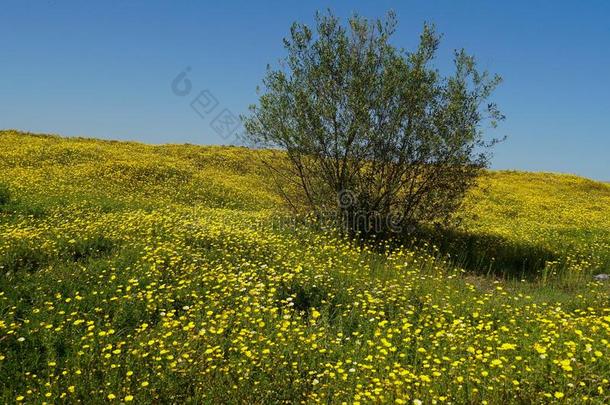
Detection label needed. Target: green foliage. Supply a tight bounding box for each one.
[0,130,609,403]
[0,239,49,275]
[0,183,10,206]
[59,235,116,262]
[244,11,504,237]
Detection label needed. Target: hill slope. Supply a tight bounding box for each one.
[1,129,607,276]
[1,130,609,403]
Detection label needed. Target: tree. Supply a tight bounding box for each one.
[243,10,504,238]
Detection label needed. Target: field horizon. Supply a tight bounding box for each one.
[4,128,605,183]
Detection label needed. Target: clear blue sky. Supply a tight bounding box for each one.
[1,1,609,180]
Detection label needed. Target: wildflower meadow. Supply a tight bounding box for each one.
[1,130,609,403]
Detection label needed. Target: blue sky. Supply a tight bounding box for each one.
[1,1,609,180]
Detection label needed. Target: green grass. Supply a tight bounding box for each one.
[0,130,609,403]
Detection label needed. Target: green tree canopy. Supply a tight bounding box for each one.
[244,10,504,237]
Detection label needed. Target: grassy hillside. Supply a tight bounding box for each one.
[1,130,609,403]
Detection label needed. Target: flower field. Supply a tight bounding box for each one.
[1,130,609,403]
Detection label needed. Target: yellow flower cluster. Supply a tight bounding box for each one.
[0,131,609,403]
[464,170,610,281]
